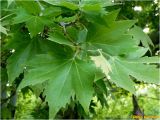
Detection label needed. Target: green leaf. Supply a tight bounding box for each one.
[81,3,104,12]
[7,0,14,7]
[125,47,148,59]
[48,31,74,46]
[90,51,137,93]
[94,68,105,82]
[54,15,77,23]
[43,0,79,10]
[88,33,137,56]
[61,1,79,10]
[81,4,116,28]
[48,26,87,46]
[16,1,41,15]
[109,56,159,85]
[120,56,160,64]
[129,26,154,52]
[42,7,62,17]
[95,79,107,95]
[65,26,78,42]
[18,54,96,118]
[12,7,33,24]
[6,28,73,83]
[80,0,113,7]
[7,36,45,83]
[4,27,30,50]
[42,0,59,6]
[1,68,8,84]
[84,13,108,27]
[30,82,47,97]
[94,79,108,107]
[103,9,120,24]
[0,25,8,35]
[4,1,159,118]
[26,16,51,38]
[108,57,136,93]
[95,52,159,93]
[13,7,52,37]
[87,20,137,55]
[77,28,88,43]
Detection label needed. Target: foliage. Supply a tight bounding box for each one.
[1,0,159,119]
[91,84,160,119]
[15,90,48,119]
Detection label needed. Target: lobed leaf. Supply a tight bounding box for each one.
[18,54,96,118]
[129,25,154,52]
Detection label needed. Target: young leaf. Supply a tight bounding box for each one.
[91,51,112,77]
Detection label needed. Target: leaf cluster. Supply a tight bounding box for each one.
[1,0,159,118]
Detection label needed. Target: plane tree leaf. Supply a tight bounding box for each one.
[43,0,79,10]
[87,20,138,55]
[129,25,154,52]
[6,29,65,83]
[114,56,159,84]
[12,7,33,24]
[125,47,148,59]
[107,56,159,93]
[12,7,52,37]
[26,16,52,38]
[109,58,136,93]
[94,79,108,107]
[92,52,159,93]
[6,37,44,83]
[48,30,74,46]
[16,1,41,15]
[18,54,96,118]
[123,56,160,63]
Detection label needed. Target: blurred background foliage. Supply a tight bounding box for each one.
[1,0,159,119]
[90,84,160,119]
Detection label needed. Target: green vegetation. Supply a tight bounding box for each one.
[1,0,159,119]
